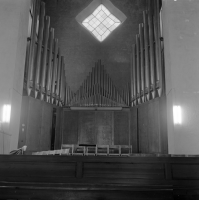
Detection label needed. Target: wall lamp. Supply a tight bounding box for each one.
[2,104,11,123]
[173,105,182,125]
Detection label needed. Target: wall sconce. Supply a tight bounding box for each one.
[173,105,182,125]
[2,104,11,123]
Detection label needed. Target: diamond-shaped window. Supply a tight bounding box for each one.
[76,0,127,42]
[82,4,120,42]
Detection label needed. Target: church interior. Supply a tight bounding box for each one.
[1,0,199,199]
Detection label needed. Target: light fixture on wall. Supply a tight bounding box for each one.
[2,104,11,123]
[173,105,182,124]
[70,107,122,111]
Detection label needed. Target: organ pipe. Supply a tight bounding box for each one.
[65,60,126,107]
[143,11,150,101]
[130,0,164,107]
[51,39,58,104]
[132,44,137,106]
[130,53,133,107]
[148,6,156,99]
[40,16,50,101]
[27,0,40,96]
[46,28,54,102]
[56,49,61,105]
[59,57,64,103]
[35,2,45,99]
[139,24,145,103]
[25,0,68,107]
[25,0,164,108]
[136,35,141,104]
[156,0,163,96]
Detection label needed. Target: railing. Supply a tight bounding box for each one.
[0,155,199,191]
[32,144,132,156]
[130,0,165,106]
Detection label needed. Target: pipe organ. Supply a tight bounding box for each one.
[23,0,164,109]
[67,60,129,107]
[24,0,70,107]
[130,0,165,106]
[23,0,130,108]
[19,0,168,156]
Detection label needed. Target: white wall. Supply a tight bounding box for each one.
[0,0,30,154]
[162,0,199,154]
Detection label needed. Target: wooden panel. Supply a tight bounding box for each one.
[148,99,160,153]
[130,107,138,153]
[159,96,168,153]
[114,111,129,145]
[84,163,165,179]
[54,107,63,149]
[63,111,78,144]
[19,97,55,153]
[18,96,29,148]
[0,162,76,181]
[40,101,53,150]
[0,189,174,200]
[138,97,163,153]
[26,97,42,152]
[78,111,95,144]
[95,111,113,145]
[0,155,199,198]
[172,164,199,180]
[138,103,149,153]
[19,97,54,153]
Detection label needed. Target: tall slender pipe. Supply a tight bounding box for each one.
[139,24,145,103]
[55,49,61,105]
[51,39,58,104]
[148,5,156,99]
[35,2,45,99]
[27,0,41,96]
[143,11,150,101]
[136,35,141,104]
[46,28,54,102]
[132,44,137,106]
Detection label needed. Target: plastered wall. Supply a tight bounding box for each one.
[163,0,199,154]
[0,0,30,154]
